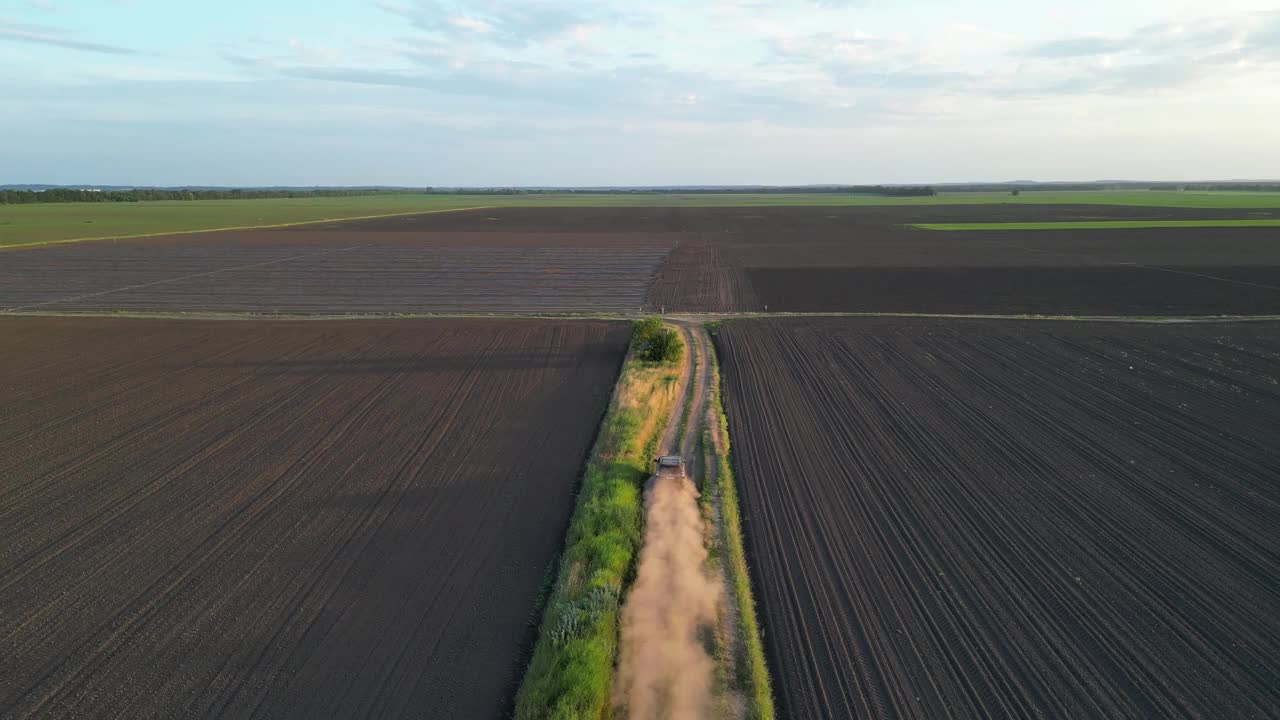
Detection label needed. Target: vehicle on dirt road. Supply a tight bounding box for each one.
[654,455,686,477]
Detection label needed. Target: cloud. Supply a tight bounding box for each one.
[994,10,1280,101]
[759,9,1280,108]
[763,28,983,105]
[447,15,492,33]
[375,0,618,48]
[0,19,135,54]
[265,56,697,111]
[7,1,1280,186]
[211,4,1280,137]
[997,60,1206,98]
[221,51,275,70]
[1240,11,1280,59]
[846,68,972,91]
[772,31,892,65]
[218,39,848,132]
[1019,10,1280,63]
[1021,35,1127,58]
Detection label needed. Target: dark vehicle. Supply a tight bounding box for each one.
[654,455,685,477]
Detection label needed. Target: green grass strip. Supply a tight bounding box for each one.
[0,204,491,250]
[705,323,776,720]
[915,219,1280,231]
[514,325,681,720]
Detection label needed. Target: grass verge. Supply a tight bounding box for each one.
[915,219,1280,231]
[514,325,681,720]
[705,323,775,720]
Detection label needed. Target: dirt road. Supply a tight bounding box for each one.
[616,321,747,720]
[653,323,712,461]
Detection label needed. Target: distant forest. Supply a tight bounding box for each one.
[445,185,940,196]
[3,182,1278,205]
[942,182,1280,193]
[0,185,938,203]
[0,188,428,204]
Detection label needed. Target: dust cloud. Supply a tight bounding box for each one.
[614,472,722,719]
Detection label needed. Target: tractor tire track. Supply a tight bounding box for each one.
[716,317,1280,719]
[0,316,630,720]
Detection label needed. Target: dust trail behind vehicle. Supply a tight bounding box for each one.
[614,467,722,719]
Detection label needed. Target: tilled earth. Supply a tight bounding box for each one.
[0,231,674,314]
[3,204,1278,315]
[0,316,627,720]
[4,203,1280,720]
[716,317,1280,720]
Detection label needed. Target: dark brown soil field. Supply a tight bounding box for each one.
[324,204,1280,233]
[715,317,1280,719]
[0,316,628,719]
[0,230,674,314]
[747,266,1280,315]
[4,205,1278,315]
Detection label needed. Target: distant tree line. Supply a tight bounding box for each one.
[944,182,1280,193]
[1,185,945,204]
[1170,184,1280,192]
[451,185,939,196]
[9,182,1277,205]
[0,188,435,205]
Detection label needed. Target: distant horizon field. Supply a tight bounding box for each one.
[5,190,1280,248]
[0,195,492,248]
[918,219,1280,231]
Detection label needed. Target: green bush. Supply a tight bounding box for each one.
[632,318,663,345]
[633,321,683,364]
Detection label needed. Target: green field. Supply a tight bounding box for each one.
[0,195,494,248]
[5,191,1280,248]
[917,219,1280,231]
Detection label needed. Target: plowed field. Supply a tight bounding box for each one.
[716,317,1280,719]
[5,205,1279,315]
[0,231,673,313]
[0,317,628,719]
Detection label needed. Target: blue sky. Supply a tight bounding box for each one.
[2,0,1278,185]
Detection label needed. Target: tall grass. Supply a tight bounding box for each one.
[514,325,682,720]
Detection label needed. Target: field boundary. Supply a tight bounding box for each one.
[0,205,492,251]
[513,324,682,720]
[705,323,776,719]
[915,219,1280,231]
[7,308,1280,325]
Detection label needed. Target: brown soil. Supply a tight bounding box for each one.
[0,316,629,720]
[747,266,1280,315]
[715,317,1280,719]
[0,230,675,314]
[5,205,1279,316]
[646,238,758,313]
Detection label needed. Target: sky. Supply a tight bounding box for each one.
[2,0,1278,186]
